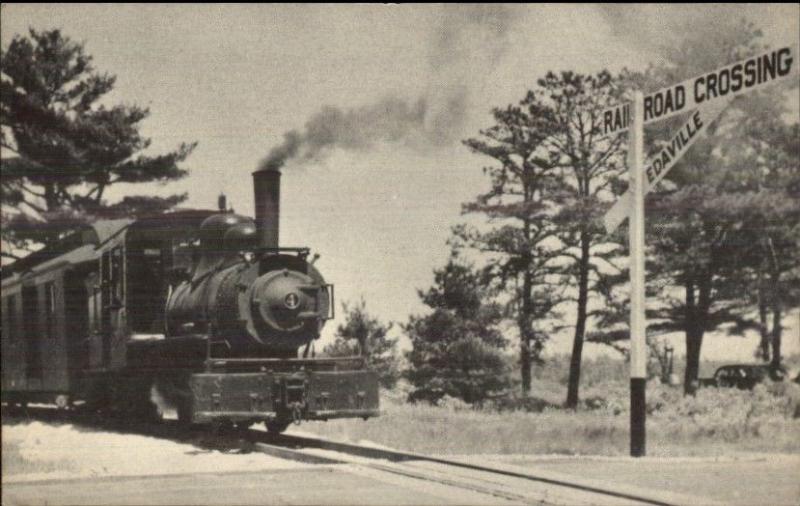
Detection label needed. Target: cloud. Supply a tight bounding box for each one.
[597,4,756,56]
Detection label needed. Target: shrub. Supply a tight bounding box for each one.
[405,258,510,405]
[323,299,401,389]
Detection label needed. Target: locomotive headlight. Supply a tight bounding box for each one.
[248,269,318,334]
[284,292,300,310]
[238,261,331,349]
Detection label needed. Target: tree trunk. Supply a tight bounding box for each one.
[770,297,782,368]
[684,326,704,395]
[683,281,703,395]
[44,182,59,210]
[757,282,770,361]
[684,270,713,395]
[519,268,533,394]
[520,336,531,395]
[566,231,590,408]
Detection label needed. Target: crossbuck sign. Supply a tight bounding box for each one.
[601,45,798,137]
[601,44,798,458]
[603,45,799,232]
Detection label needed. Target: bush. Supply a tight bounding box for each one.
[405,258,510,405]
[573,377,800,447]
[437,395,473,412]
[323,299,401,389]
[489,394,560,413]
[301,374,800,456]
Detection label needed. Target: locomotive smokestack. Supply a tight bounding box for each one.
[252,168,281,249]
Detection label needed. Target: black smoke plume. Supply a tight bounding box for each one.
[258,5,517,172]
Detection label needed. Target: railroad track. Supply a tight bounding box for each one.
[248,432,716,506]
[4,406,717,506]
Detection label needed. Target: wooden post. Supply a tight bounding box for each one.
[628,90,646,457]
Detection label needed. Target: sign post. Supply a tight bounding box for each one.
[599,43,798,459]
[627,91,647,457]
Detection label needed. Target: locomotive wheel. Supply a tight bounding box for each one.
[211,419,234,435]
[265,419,290,434]
[4,399,26,416]
[177,398,194,426]
[118,382,161,422]
[131,397,161,422]
[55,395,70,410]
[168,374,195,426]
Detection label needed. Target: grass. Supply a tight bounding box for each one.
[297,355,800,457]
[301,400,631,455]
[300,392,800,457]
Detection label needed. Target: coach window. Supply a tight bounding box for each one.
[22,284,42,380]
[111,247,124,304]
[85,273,100,335]
[102,247,124,310]
[45,282,56,339]
[128,242,167,333]
[6,295,17,341]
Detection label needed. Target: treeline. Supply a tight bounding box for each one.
[1,29,195,260]
[326,19,799,405]
[3,25,797,409]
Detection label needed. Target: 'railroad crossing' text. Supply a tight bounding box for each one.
[602,46,797,136]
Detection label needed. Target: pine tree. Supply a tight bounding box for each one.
[1,29,195,259]
[621,20,796,393]
[323,299,400,389]
[526,71,628,408]
[404,254,509,404]
[718,101,800,367]
[459,92,569,394]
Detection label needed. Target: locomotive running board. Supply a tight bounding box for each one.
[204,356,367,370]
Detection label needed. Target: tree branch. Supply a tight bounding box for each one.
[1,249,24,261]
[19,184,46,199]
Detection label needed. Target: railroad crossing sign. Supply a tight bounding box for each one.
[603,45,799,233]
[603,98,731,233]
[601,44,798,458]
[601,45,798,137]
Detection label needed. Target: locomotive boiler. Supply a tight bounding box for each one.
[165,174,332,355]
[1,166,380,433]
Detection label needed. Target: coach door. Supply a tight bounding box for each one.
[22,284,43,387]
[100,246,124,367]
[1,291,26,390]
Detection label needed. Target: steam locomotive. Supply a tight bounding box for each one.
[1,168,379,432]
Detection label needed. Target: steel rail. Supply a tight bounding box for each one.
[251,432,715,506]
[4,406,719,506]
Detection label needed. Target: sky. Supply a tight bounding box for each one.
[2,4,799,360]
